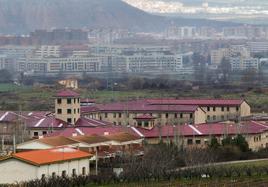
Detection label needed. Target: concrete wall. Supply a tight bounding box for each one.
[0,159,37,184]
[202,102,251,122]
[37,158,89,178]
[84,109,206,125]
[55,97,80,125]
[0,158,90,184]
[145,132,268,152]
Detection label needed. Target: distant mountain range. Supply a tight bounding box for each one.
[0,0,237,34]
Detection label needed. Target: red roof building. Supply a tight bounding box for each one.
[55,89,80,97]
[12,147,91,166]
[146,98,245,106]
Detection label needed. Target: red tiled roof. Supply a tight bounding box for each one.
[12,147,91,166]
[81,98,96,103]
[75,117,113,127]
[0,111,112,130]
[82,100,199,113]
[134,114,156,120]
[26,117,69,129]
[56,89,80,97]
[46,126,139,138]
[135,121,268,138]
[146,99,245,106]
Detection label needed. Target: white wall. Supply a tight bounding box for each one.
[0,158,90,184]
[0,159,37,184]
[37,159,89,179]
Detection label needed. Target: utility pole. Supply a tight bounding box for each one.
[13,134,16,153]
[95,149,98,175]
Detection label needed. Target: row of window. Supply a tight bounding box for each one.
[105,113,193,119]
[206,106,239,112]
[57,98,80,104]
[57,108,80,114]
[33,131,47,137]
[41,167,86,179]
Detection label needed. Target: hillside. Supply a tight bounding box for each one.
[0,0,236,34]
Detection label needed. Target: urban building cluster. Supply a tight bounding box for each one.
[166,25,268,40]
[210,45,261,71]
[0,89,267,184]
[1,27,268,76]
[0,44,184,74]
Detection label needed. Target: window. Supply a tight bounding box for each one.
[175,113,178,118]
[113,122,116,125]
[213,107,216,111]
[227,106,230,112]
[77,98,80,103]
[118,122,122,125]
[180,113,183,118]
[207,115,210,120]
[195,140,201,144]
[62,170,67,177]
[113,113,116,118]
[138,121,142,127]
[144,121,149,127]
[221,106,224,112]
[118,113,122,118]
[82,167,86,175]
[57,99,62,104]
[74,98,76,104]
[67,109,72,114]
[74,109,76,114]
[165,113,169,118]
[67,118,72,123]
[105,113,108,118]
[72,169,76,177]
[34,131,38,137]
[42,131,47,135]
[74,118,76,122]
[187,139,193,145]
[57,109,62,114]
[207,107,210,112]
[213,115,216,120]
[221,115,224,120]
[67,98,72,104]
[236,106,239,111]
[190,113,193,119]
[78,108,80,114]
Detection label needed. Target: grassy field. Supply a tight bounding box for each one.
[87,177,268,187]
[0,83,267,112]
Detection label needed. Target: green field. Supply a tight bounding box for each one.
[0,83,267,112]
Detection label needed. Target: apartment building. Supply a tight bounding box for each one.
[146,99,251,122]
[230,57,259,71]
[35,45,61,58]
[210,46,250,65]
[81,100,207,126]
[136,121,268,151]
[82,99,251,126]
[248,41,268,53]
[18,56,101,73]
[166,26,196,39]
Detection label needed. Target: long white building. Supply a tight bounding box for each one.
[0,147,92,184]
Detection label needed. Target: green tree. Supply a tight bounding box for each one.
[218,57,231,84]
[222,136,232,146]
[209,136,220,149]
[232,134,249,152]
[0,69,13,83]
